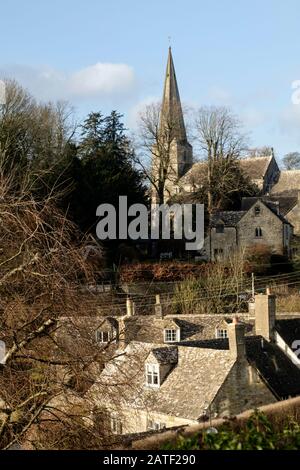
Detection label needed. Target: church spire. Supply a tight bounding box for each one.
[160,47,187,142]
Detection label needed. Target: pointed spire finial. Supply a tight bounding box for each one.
[160,47,186,142]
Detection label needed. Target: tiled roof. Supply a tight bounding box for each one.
[89,342,236,421]
[275,319,300,350]
[241,196,298,216]
[239,199,292,225]
[122,314,254,343]
[181,156,273,186]
[149,346,178,364]
[246,336,300,399]
[271,170,300,194]
[239,156,273,180]
[186,336,300,399]
[210,211,246,227]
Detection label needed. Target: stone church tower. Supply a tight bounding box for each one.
[152,48,193,203]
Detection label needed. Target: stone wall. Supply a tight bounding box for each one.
[286,203,300,235]
[107,407,194,435]
[211,360,276,417]
[237,201,284,254]
[210,227,237,260]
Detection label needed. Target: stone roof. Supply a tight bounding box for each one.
[275,319,300,350]
[180,156,273,187]
[211,211,246,227]
[271,170,300,194]
[148,346,178,364]
[122,314,254,343]
[180,161,207,185]
[88,315,300,421]
[183,335,300,399]
[239,156,273,180]
[241,196,298,216]
[89,342,236,421]
[246,336,300,399]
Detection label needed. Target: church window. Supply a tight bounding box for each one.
[216,224,224,233]
[255,227,262,238]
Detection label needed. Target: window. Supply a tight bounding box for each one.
[254,206,260,216]
[216,224,224,233]
[255,227,262,238]
[147,420,166,431]
[216,329,228,339]
[96,330,110,343]
[146,363,160,387]
[164,329,177,343]
[111,416,122,434]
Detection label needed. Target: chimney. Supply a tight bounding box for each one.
[126,297,135,317]
[0,340,6,365]
[255,290,276,341]
[155,294,163,317]
[227,317,246,360]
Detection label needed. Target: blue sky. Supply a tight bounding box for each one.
[1,0,300,162]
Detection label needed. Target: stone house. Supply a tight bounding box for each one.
[207,199,293,261]
[86,293,300,436]
[242,193,300,236]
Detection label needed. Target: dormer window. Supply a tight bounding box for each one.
[146,363,160,387]
[96,331,110,343]
[216,328,228,339]
[147,419,166,431]
[255,227,262,238]
[164,328,178,343]
[111,414,123,434]
[216,223,224,234]
[254,206,260,216]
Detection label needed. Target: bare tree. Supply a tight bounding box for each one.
[135,101,187,205]
[246,146,273,158]
[282,152,300,170]
[194,106,248,213]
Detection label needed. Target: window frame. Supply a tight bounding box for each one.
[145,363,160,388]
[164,328,178,343]
[111,415,122,434]
[255,227,263,238]
[147,419,166,431]
[216,328,228,339]
[95,330,110,343]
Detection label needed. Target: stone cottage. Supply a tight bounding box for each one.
[86,293,300,436]
[207,198,293,261]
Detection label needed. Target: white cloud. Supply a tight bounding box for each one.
[0,62,135,102]
[69,63,135,96]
